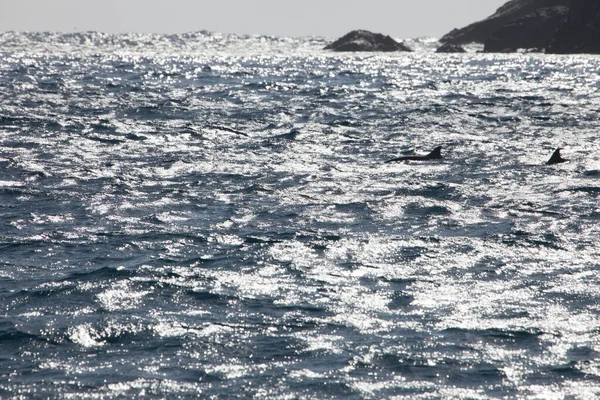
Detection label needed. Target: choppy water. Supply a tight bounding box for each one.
[1,31,600,399]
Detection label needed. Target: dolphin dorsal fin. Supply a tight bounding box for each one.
[546,148,566,165]
[427,146,442,159]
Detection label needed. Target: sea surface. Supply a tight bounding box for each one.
[1,31,600,399]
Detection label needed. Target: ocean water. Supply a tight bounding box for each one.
[1,31,600,399]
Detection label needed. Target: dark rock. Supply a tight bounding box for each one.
[484,6,569,52]
[441,0,569,45]
[547,0,600,54]
[435,43,467,53]
[324,30,412,52]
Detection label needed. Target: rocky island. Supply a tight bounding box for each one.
[440,0,569,52]
[440,0,600,54]
[435,43,467,53]
[324,30,412,52]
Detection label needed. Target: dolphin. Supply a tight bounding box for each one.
[385,146,442,163]
[546,148,567,165]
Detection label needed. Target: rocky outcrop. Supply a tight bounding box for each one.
[435,43,467,53]
[546,0,600,54]
[441,0,569,46]
[484,6,569,52]
[324,30,412,52]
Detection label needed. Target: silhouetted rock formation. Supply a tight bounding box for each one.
[324,30,412,52]
[547,0,600,54]
[441,0,569,49]
[484,5,568,52]
[435,43,467,53]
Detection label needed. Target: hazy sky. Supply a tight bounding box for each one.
[0,0,508,38]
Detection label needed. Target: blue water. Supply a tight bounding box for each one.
[1,31,600,399]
